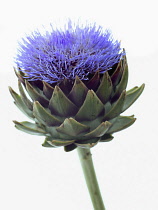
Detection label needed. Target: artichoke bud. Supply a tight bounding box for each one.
[9,56,144,152]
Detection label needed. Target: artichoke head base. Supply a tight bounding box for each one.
[9,55,145,152]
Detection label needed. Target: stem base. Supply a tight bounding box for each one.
[77,147,106,210]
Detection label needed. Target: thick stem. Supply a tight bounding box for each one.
[77,147,106,210]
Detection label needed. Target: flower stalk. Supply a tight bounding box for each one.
[77,147,106,210]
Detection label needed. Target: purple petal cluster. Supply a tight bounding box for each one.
[16,22,124,84]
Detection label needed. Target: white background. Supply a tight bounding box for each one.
[0,0,158,209]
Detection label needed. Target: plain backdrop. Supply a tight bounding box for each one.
[0,0,158,209]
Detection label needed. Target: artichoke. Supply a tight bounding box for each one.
[9,54,144,152]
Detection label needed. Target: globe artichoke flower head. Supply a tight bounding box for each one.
[9,21,144,152]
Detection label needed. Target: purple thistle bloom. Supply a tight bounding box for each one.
[16,22,124,84]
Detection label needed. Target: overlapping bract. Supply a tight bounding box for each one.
[9,56,144,152]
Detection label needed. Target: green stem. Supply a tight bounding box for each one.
[77,147,106,210]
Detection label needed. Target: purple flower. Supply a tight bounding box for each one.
[16,21,124,84]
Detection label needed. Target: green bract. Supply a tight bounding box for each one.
[9,55,144,152]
